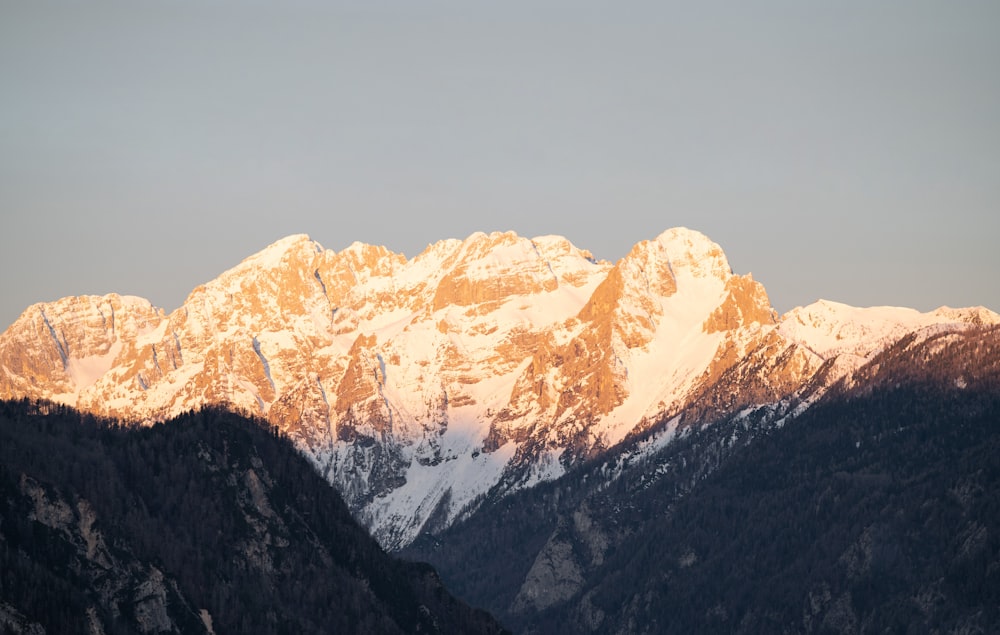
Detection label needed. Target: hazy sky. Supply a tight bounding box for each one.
[2,1,998,330]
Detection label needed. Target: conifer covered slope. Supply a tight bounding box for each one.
[0,401,506,635]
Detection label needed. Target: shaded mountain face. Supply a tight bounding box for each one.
[403,325,1000,634]
[1,228,996,549]
[0,401,507,635]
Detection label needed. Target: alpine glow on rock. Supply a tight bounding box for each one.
[2,228,995,549]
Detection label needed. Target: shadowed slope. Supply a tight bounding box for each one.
[0,401,507,635]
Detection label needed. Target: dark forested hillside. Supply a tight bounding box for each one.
[406,327,1000,634]
[0,401,506,635]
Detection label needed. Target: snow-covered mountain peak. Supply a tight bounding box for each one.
[422,231,607,314]
[777,300,992,360]
[237,234,323,271]
[413,237,464,263]
[339,240,399,260]
[528,234,597,260]
[930,305,1000,326]
[450,231,564,275]
[654,227,732,281]
[332,241,407,278]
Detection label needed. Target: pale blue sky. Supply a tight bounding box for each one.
[2,1,998,330]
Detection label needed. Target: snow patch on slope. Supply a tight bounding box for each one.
[67,341,123,391]
[364,423,518,547]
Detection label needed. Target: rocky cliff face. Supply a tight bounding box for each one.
[1,228,995,549]
[2,471,209,634]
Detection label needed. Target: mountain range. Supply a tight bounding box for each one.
[1,227,996,554]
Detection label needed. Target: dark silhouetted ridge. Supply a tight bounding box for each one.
[0,400,507,634]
